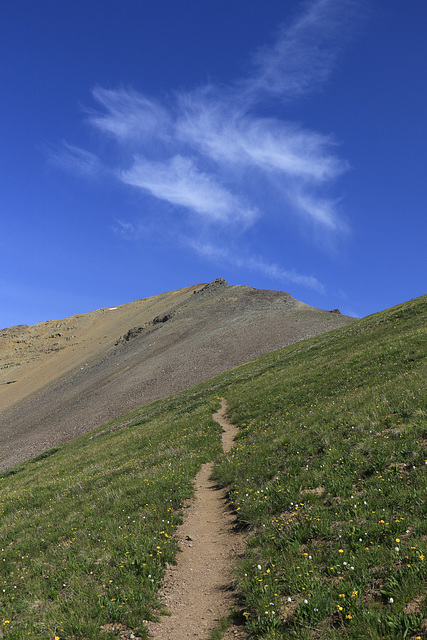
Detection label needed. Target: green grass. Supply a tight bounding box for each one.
[1,294,426,638]
[0,396,223,639]
[212,295,427,639]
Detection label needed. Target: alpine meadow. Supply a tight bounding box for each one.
[1,293,426,639]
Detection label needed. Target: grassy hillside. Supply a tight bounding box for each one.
[1,294,426,639]
[213,295,427,639]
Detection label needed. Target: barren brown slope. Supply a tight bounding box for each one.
[0,279,355,470]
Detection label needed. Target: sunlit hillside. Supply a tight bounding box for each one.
[0,294,426,639]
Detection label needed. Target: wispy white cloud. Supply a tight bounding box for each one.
[188,239,324,292]
[176,102,346,182]
[49,142,101,176]
[244,255,325,292]
[291,190,346,232]
[121,154,257,225]
[56,0,363,292]
[244,0,361,102]
[87,87,171,144]
[112,219,140,239]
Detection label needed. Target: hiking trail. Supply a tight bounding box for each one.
[146,398,248,639]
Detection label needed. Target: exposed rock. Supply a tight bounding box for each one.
[194,278,228,294]
[117,312,174,345]
[153,312,173,324]
[0,324,29,335]
[115,325,146,346]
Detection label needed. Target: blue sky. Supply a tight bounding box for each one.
[1,0,426,328]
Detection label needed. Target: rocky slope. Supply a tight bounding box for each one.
[0,279,355,470]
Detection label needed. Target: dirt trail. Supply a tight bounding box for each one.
[147,399,248,639]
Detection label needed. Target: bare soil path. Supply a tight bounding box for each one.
[147,399,248,639]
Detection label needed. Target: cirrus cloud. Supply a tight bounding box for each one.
[55,0,364,292]
[121,154,258,226]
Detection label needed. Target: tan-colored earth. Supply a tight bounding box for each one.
[146,399,247,640]
[0,279,355,471]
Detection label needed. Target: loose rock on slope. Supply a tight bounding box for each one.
[0,280,355,470]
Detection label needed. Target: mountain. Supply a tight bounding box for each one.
[0,279,355,470]
[1,293,425,638]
